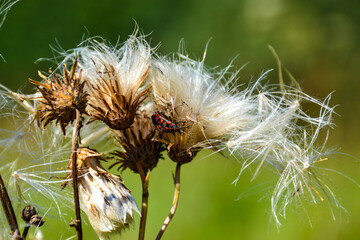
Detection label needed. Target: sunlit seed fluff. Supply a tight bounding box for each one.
[226,80,336,223]
[72,35,152,130]
[150,54,258,164]
[151,49,338,223]
[65,148,140,240]
[266,130,336,225]
[111,103,165,173]
[29,58,87,134]
[227,88,334,175]
[266,102,336,225]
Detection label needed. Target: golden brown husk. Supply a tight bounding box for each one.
[152,100,201,164]
[111,107,165,173]
[29,59,87,134]
[87,67,151,130]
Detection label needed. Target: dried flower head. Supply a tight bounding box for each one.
[29,58,87,134]
[64,147,139,240]
[71,35,152,130]
[150,54,257,164]
[111,103,165,173]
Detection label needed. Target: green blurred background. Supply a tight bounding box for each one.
[1,0,360,239]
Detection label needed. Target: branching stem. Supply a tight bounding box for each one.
[70,109,83,240]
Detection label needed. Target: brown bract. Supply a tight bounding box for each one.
[153,103,201,164]
[63,148,109,187]
[87,66,151,130]
[29,59,87,134]
[167,138,200,164]
[63,148,139,239]
[153,110,200,164]
[111,106,165,173]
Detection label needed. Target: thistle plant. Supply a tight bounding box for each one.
[0,28,344,240]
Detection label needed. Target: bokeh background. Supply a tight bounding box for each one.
[0,0,360,239]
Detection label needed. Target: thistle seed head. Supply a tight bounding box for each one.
[87,67,150,130]
[65,147,139,239]
[151,107,200,164]
[29,58,87,134]
[111,103,165,173]
[150,56,238,164]
[69,35,152,131]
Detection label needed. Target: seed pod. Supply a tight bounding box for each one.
[21,205,37,222]
[29,215,44,227]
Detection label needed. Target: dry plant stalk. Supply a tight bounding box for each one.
[0,174,21,239]
[69,109,83,239]
[155,163,181,240]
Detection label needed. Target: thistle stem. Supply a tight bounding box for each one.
[70,109,83,240]
[0,174,21,239]
[155,163,182,240]
[139,173,150,240]
[21,224,30,240]
[135,160,149,240]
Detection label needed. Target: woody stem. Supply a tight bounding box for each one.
[70,109,83,240]
[155,163,182,240]
[0,174,21,239]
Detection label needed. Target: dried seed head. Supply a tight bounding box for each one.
[29,58,87,134]
[87,67,150,130]
[111,103,165,173]
[150,57,230,164]
[65,148,139,239]
[73,36,152,130]
[151,108,200,164]
[21,205,37,222]
[167,139,200,164]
